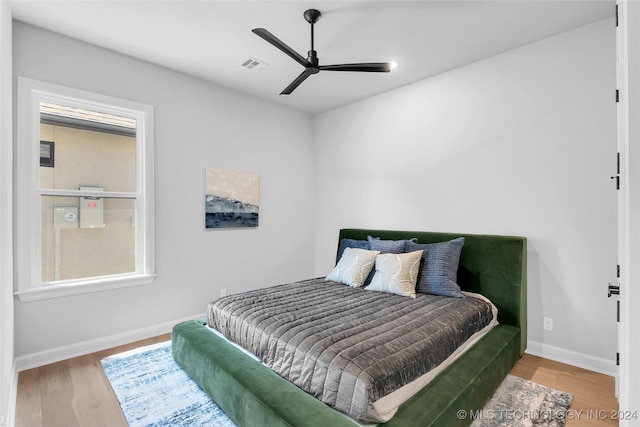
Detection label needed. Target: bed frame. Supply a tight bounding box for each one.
[172,228,527,427]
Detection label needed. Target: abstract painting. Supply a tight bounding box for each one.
[205,168,259,229]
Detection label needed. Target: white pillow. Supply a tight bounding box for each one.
[365,250,424,298]
[326,247,380,287]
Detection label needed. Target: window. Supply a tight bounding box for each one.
[16,77,155,301]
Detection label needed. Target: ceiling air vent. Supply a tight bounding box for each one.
[241,57,268,71]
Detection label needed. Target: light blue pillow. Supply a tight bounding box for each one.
[405,238,465,298]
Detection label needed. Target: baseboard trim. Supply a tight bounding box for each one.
[526,340,618,378]
[14,313,203,372]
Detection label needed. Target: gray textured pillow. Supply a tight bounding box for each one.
[366,250,423,298]
[367,236,410,254]
[405,238,465,298]
[326,247,380,287]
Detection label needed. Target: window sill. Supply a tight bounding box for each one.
[14,273,156,302]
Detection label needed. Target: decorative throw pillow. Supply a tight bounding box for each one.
[326,247,380,287]
[363,237,405,287]
[336,238,370,264]
[405,238,465,298]
[367,236,410,254]
[365,250,423,298]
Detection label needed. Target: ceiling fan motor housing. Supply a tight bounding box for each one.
[307,50,319,68]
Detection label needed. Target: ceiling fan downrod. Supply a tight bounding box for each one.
[304,9,321,67]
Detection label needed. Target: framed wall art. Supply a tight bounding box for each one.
[205,168,259,229]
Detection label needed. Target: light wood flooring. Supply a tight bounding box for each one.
[510,354,619,427]
[15,336,618,426]
[15,334,170,427]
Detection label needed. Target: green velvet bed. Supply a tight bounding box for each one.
[172,228,527,427]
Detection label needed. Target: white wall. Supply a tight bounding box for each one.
[314,19,618,374]
[12,22,316,363]
[0,2,15,424]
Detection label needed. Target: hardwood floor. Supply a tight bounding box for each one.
[510,354,619,427]
[15,337,618,426]
[14,334,170,427]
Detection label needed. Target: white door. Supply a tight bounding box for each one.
[614,1,623,400]
[615,3,640,423]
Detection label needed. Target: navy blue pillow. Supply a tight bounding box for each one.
[336,238,370,264]
[406,238,465,298]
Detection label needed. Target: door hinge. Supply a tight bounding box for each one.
[617,300,620,322]
[616,352,620,366]
[616,89,620,102]
[616,4,619,27]
[617,264,620,278]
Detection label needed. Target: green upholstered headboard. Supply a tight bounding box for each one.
[338,228,527,354]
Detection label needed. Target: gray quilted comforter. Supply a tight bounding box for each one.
[206,277,494,423]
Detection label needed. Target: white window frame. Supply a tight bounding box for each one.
[15,77,155,302]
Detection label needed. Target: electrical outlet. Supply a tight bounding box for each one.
[543,317,553,331]
[221,288,227,297]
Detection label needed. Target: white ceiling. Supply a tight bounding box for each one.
[10,1,615,115]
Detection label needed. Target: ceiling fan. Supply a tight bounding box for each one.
[252,9,396,95]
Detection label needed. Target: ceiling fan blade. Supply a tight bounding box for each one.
[280,69,315,95]
[319,63,393,72]
[252,28,311,68]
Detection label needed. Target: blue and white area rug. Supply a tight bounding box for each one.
[101,341,236,427]
[102,341,572,427]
